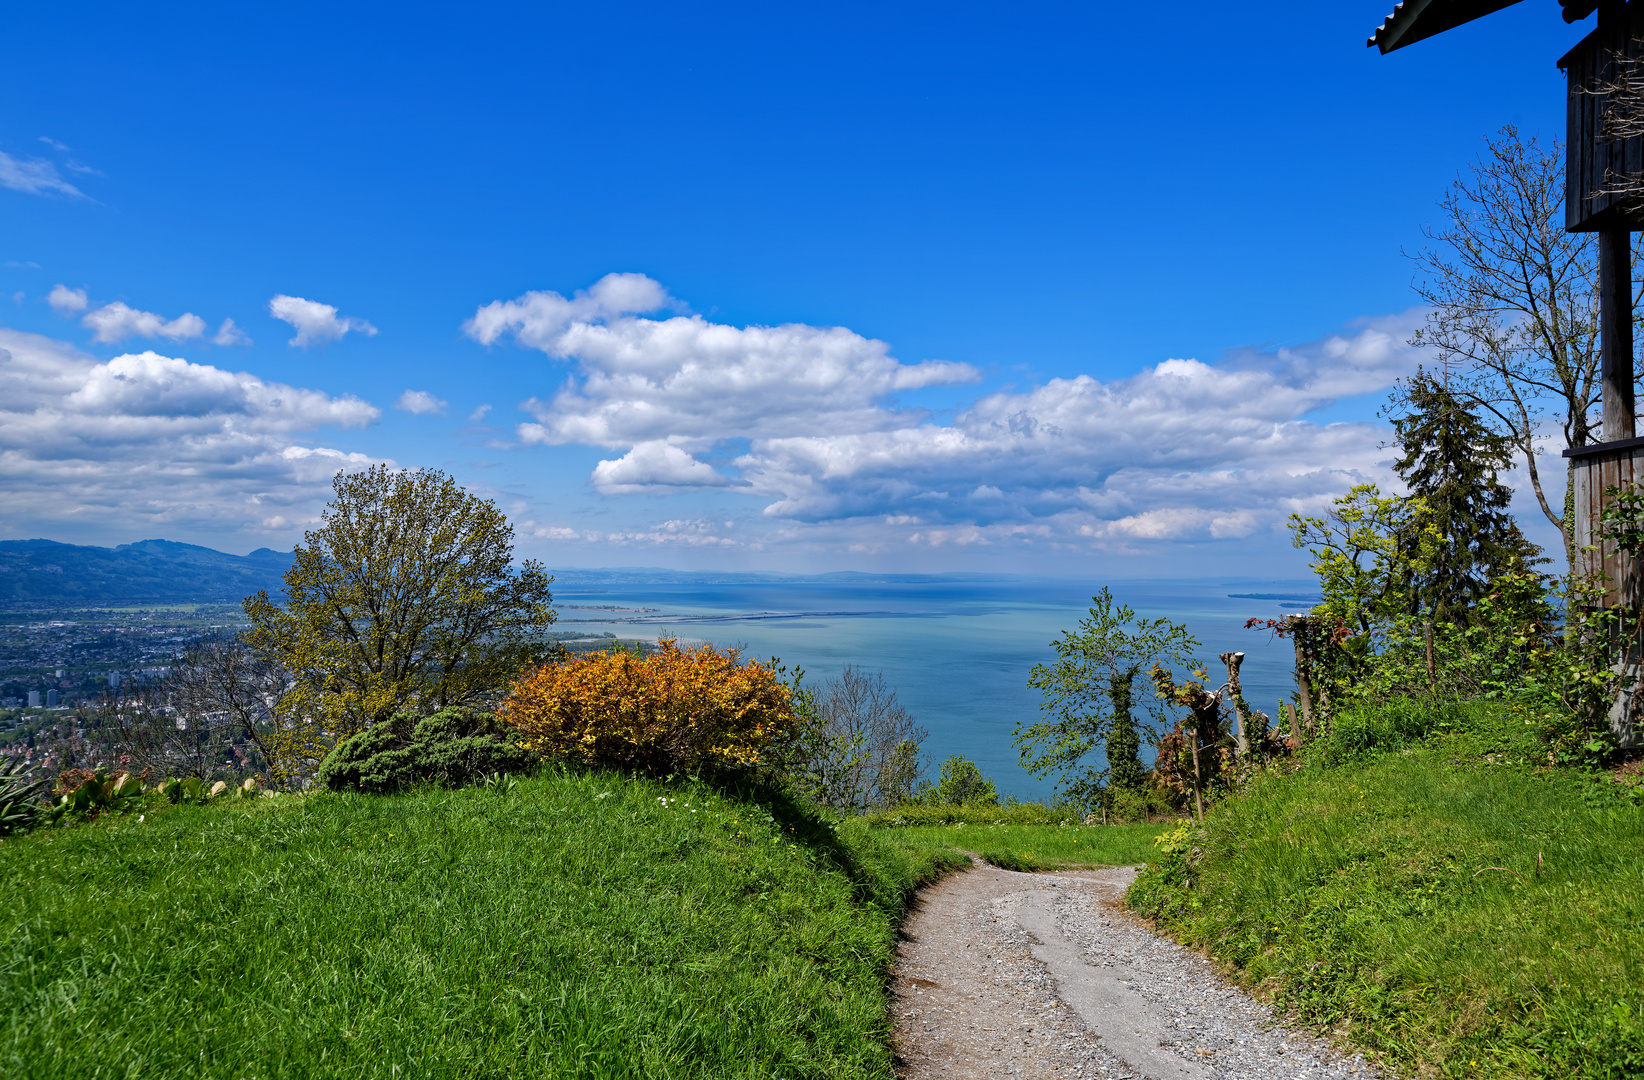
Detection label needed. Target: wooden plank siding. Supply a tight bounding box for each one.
[1566,436,1644,607]
[1562,3,1644,232]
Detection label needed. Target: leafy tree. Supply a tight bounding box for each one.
[1388,373,1541,625]
[1288,484,1437,638]
[928,755,997,807]
[1015,588,1199,808]
[244,466,555,777]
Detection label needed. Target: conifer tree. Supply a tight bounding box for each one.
[1389,373,1537,625]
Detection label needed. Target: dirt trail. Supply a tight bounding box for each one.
[891,860,1385,1080]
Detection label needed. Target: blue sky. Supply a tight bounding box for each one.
[0,1,1592,574]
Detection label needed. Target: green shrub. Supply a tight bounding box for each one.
[317,708,535,793]
[922,755,998,806]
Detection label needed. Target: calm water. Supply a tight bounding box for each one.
[548,577,1318,801]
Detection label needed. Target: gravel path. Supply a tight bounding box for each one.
[892,860,1387,1080]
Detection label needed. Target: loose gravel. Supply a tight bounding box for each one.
[892,859,1388,1080]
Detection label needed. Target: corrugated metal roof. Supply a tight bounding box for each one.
[1367,0,1604,53]
[1367,0,1528,53]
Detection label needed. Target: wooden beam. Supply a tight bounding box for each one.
[1601,228,1636,440]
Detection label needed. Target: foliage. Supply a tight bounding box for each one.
[1387,373,1539,625]
[923,755,998,807]
[316,708,535,793]
[244,466,556,782]
[1148,665,1231,821]
[503,639,801,776]
[1016,588,1200,808]
[46,769,145,823]
[1128,697,1644,1078]
[1287,483,1435,638]
[769,666,927,811]
[1104,670,1147,794]
[0,768,967,1079]
[0,757,50,836]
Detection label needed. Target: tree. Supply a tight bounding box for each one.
[1287,484,1436,639]
[1015,588,1199,808]
[244,466,556,771]
[1388,373,1541,625]
[1408,126,1642,562]
[772,666,927,811]
[928,755,997,807]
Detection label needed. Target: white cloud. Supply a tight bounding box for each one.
[468,403,492,422]
[0,328,384,539]
[38,137,70,152]
[47,285,88,314]
[82,301,207,344]
[395,389,447,415]
[472,272,979,455]
[0,151,83,198]
[212,318,252,346]
[268,294,378,347]
[591,441,736,493]
[473,273,1430,551]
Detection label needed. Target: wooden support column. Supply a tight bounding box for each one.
[1600,227,1636,440]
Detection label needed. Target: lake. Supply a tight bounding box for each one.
[547,575,1319,801]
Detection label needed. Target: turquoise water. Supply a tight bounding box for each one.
[547,576,1318,801]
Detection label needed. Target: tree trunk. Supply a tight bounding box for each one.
[1188,726,1204,823]
[1288,617,1316,735]
[1219,651,1248,758]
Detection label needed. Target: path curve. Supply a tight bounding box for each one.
[892,860,1386,1080]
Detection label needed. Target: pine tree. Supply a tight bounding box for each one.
[1105,666,1148,792]
[1389,373,1538,625]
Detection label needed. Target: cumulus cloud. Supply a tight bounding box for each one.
[269,294,378,347]
[47,285,88,314]
[212,318,251,346]
[395,389,447,415]
[472,273,1431,550]
[468,404,492,422]
[0,151,83,198]
[82,301,207,344]
[470,271,980,483]
[591,441,736,493]
[0,328,384,538]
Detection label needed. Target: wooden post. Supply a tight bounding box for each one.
[1188,725,1204,823]
[1220,651,1248,758]
[1600,227,1636,441]
[1286,701,1302,746]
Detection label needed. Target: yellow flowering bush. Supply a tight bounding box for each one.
[502,640,800,775]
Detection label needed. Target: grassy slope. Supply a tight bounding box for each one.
[0,770,964,1080]
[876,822,1167,870]
[1128,701,1644,1079]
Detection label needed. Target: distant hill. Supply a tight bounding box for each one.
[0,539,293,606]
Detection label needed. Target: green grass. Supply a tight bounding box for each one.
[1129,699,1644,1078]
[875,820,1169,869]
[0,768,965,1079]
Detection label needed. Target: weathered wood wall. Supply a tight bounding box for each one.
[1563,3,1644,232]
[1566,436,1644,607]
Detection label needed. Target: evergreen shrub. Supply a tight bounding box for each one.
[316,708,534,792]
